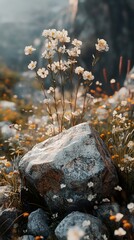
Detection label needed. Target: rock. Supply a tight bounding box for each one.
[19,122,118,211]
[19,123,118,209]
[55,211,108,240]
[0,185,11,206]
[0,121,17,139]
[116,87,130,99]
[0,208,19,240]
[106,87,129,108]
[20,235,35,240]
[0,100,16,111]
[27,208,49,238]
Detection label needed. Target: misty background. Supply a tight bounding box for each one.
[0,0,68,70]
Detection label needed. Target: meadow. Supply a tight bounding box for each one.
[0,29,133,240]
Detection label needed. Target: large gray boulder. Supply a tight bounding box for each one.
[55,211,108,240]
[19,122,118,210]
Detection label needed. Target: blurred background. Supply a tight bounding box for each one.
[0,0,134,91]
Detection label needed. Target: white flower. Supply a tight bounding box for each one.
[87,194,97,201]
[49,29,57,38]
[95,39,109,52]
[114,227,126,236]
[75,66,84,75]
[67,198,73,203]
[96,81,100,85]
[127,141,134,149]
[67,226,84,240]
[120,166,125,171]
[53,195,58,199]
[60,184,66,189]
[42,49,55,59]
[84,236,90,240]
[45,39,58,50]
[121,100,127,106]
[49,60,68,73]
[114,185,122,191]
[57,29,70,43]
[66,59,77,66]
[102,234,108,240]
[43,99,51,104]
[47,63,57,73]
[82,220,91,227]
[14,124,21,130]
[67,47,81,57]
[42,29,57,38]
[127,202,134,212]
[83,71,94,81]
[124,154,134,162]
[113,110,117,117]
[42,29,50,37]
[28,61,37,70]
[37,68,49,78]
[47,87,54,94]
[24,45,36,55]
[52,213,58,219]
[87,182,94,188]
[58,45,66,53]
[102,198,110,203]
[115,213,124,222]
[110,79,116,84]
[72,39,82,48]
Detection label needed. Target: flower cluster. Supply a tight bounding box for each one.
[24,29,102,132]
[67,226,84,240]
[95,39,109,52]
[114,227,126,236]
[24,29,94,83]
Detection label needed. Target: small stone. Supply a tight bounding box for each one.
[21,235,35,240]
[0,208,19,239]
[0,185,11,206]
[27,208,49,238]
[55,211,108,240]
